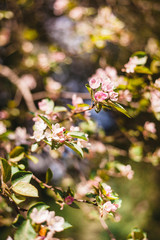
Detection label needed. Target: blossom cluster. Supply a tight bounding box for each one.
[30,208,65,240]
[88,68,118,102]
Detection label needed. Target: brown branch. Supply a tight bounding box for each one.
[32,90,90,101]
[100,217,116,240]
[0,64,37,112]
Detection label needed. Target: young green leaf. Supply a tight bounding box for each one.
[65,142,84,158]
[45,168,53,183]
[12,182,38,197]
[106,101,131,118]
[68,131,88,141]
[9,146,25,163]
[25,154,39,164]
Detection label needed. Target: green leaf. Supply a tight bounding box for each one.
[63,221,72,230]
[65,142,84,158]
[0,158,11,183]
[106,101,131,118]
[77,103,90,108]
[69,202,80,209]
[12,182,38,197]
[54,106,67,112]
[9,146,25,163]
[134,66,152,74]
[38,115,52,129]
[14,219,36,240]
[27,202,49,217]
[45,168,53,183]
[131,51,147,58]
[26,154,39,164]
[11,171,32,185]
[11,193,26,205]
[13,214,25,228]
[67,104,76,110]
[68,131,88,141]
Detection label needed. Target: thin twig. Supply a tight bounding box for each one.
[100,217,116,240]
[0,64,37,112]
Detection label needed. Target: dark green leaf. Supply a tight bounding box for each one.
[11,171,32,185]
[0,158,11,183]
[107,101,131,118]
[13,214,25,228]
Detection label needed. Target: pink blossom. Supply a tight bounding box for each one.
[109,91,118,101]
[144,121,156,134]
[53,0,68,15]
[69,7,84,20]
[51,123,66,143]
[20,74,36,90]
[45,78,62,93]
[122,56,139,73]
[38,99,54,114]
[0,121,6,135]
[64,196,74,205]
[101,79,114,92]
[119,164,134,180]
[103,184,112,197]
[95,91,108,102]
[89,77,102,89]
[72,94,83,107]
[151,90,160,112]
[50,52,65,62]
[105,66,118,81]
[154,78,160,88]
[102,201,118,215]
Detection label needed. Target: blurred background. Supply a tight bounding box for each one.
[0,0,160,239]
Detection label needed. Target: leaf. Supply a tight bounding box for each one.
[63,221,72,230]
[134,66,152,74]
[77,103,90,108]
[131,51,147,58]
[13,214,25,228]
[68,131,88,141]
[26,154,39,164]
[65,141,84,158]
[12,182,38,197]
[11,193,26,205]
[31,143,38,152]
[0,158,11,183]
[106,101,131,118]
[11,171,32,185]
[14,219,36,240]
[27,202,49,217]
[67,104,76,110]
[69,202,80,209]
[54,106,67,112]
[9,146,25,163]
[38,115,52,129]
[45,168,53,183]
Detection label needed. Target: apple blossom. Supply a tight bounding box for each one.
[30,208,49,224]
[95,91,108,102]
[38,99,54,114]
[0,121,6,135]
[89,77,102,89]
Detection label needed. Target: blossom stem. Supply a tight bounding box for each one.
[99,217,116,240]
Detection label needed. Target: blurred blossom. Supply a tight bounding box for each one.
[72,94,83,107]
[119,164,134,180]
[53,0,69,15]
[38,99,54,114]
[150,90,160,112]
[144,121,156,134]
[38,53,50,71]
[101,201,119,216]
[22,41,33,53]
[0,28,10,46]
[46,78,62,92]
[6,237,13,240]
[0,121,6,135]
[20,74,36,90]
[119,89,132,103]
[9,127,28,145]
[122,56,139,73]
[105,66,118,82]
[0,110,9,120]
[145,38,159,55]
[50,52,66,62]
[76,177,101,197]
[154,78,160,88]
[69,7,85,20]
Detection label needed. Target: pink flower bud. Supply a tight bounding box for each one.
[64,196,74,205]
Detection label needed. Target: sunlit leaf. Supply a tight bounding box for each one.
[12,182,38,197]
[0,158,11,183]
[65,141,84,158]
